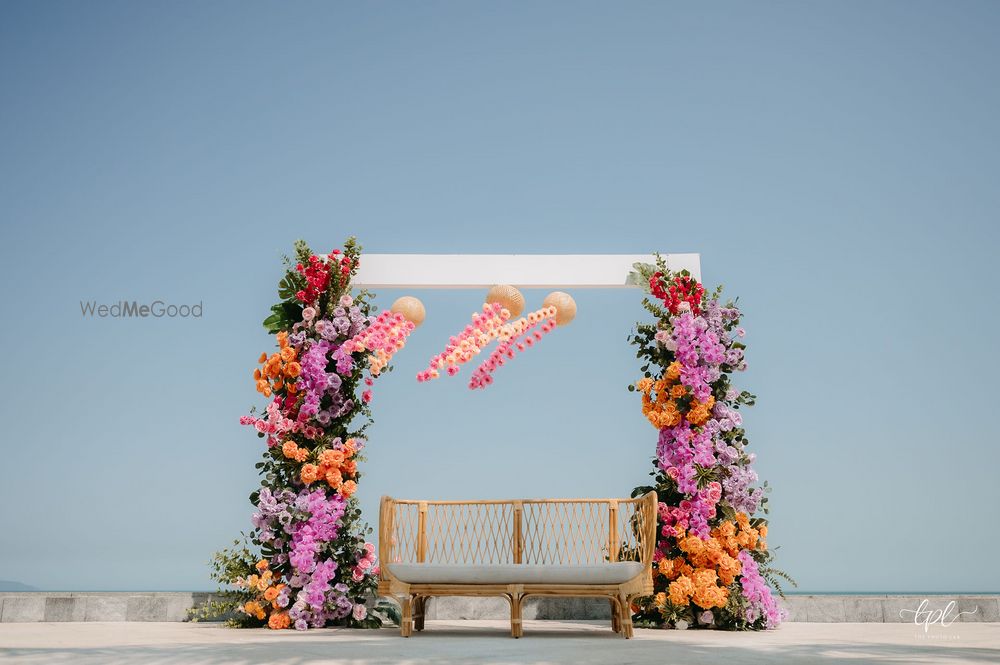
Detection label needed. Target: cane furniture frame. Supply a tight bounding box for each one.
[378,492,657,638]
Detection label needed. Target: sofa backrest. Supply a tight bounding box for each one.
[379,493,657,567]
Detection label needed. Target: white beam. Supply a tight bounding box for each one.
[353,254,700,288]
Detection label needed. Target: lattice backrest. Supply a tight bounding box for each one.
[379,493,656,569]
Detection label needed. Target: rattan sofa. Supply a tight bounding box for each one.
[377,492,657,638]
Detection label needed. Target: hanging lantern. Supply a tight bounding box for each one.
[485,284,525,318]
[542,291,577,326]
[391,296,426,327]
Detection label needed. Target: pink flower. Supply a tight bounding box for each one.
[302,306,316,321]
[352,603,367,621]
[340,295,353,307]
[362,390,373,403]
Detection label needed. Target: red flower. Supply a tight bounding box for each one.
[650,272,704,315]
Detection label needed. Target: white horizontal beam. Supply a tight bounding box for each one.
[353,254,700,288]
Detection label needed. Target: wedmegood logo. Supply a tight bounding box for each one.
[79,300,203,318]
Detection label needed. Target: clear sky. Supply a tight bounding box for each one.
[1,1,998,593]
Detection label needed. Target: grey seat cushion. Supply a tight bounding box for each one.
[386,562,645,585]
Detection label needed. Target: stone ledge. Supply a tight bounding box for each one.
[1,592,997,623]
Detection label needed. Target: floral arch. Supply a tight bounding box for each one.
[201,238,788,632]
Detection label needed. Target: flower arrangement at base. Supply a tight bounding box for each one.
[194,238,400,630]
[627,257,794,631]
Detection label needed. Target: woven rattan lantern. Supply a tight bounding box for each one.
[485,284,525,318]
[542,291,576,326]
[391,296,426,327]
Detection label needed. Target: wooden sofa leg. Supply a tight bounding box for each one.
[400,595,413,637]
[610,598,621,633]
[414,596,426,632]
[617,592,633,639]
[507,586,524,638]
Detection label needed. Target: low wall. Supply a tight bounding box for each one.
[2,592,998,624]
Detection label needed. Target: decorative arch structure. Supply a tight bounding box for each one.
[353,253,701,288]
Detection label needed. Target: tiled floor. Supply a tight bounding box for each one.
[1,620,998,664]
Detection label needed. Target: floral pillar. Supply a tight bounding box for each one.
[629,258,791,630]
[205,238,406,630]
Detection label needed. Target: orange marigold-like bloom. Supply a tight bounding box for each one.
[318,450,345,467]
[325,468,343,488]
[268,611,291,629]
[679,534,705,557]
[284,362,301,378]
[341,480,357,498]
[280,347,296,362]
[245,600,266,620]
[282,441,299,460]
[670,384,687,399]
[715,521,737,538]
[300,464,320,485]
[665,361,682,382]
[636,378,654,392]
[668,575,694,606]
[255,559,269,572]
[717,553,742,586]
[657,558,677,579]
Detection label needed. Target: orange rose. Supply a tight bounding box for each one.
[263,587,279,602]
[280,347,296,362]
[284,362,301,378]
[341,480,357,497]
[255,559,269,572]
[281,441,299,460]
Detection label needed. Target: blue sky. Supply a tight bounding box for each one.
[1,0,998,592]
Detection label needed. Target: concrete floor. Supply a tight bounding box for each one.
[0,620,998,664]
